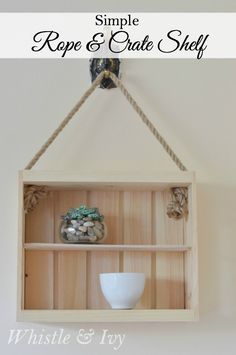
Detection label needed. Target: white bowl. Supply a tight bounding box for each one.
[99,272,145,309]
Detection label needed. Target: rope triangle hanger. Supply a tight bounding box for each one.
[25,70,187,172]
[24,67,188,220]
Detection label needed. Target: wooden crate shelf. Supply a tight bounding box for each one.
[17,170,198,322]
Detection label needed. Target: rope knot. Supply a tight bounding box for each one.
[103,70,111,78]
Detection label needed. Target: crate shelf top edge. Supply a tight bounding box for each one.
[20,170,196,186]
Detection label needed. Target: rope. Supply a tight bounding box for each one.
[25,69,187,171]
[25,71,104,170]
[107,71,187,171]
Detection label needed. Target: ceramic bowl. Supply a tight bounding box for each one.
[99,272,145,309]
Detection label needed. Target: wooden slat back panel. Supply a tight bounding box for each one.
[24,187,191,311]
[87,191,121,309]
[87,190,122,244]
[123,251,152,309]
[123,191,152,244]
[54,251,87,309]
[25,250,54,309]
[25,192,54,309]
[123,192,152,309]
[154,191,185,309]
[155,252,185,309]
[25,191,54,243]
[53,190,88,309]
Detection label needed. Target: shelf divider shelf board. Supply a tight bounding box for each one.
[18,309,196,323]
[24,243,192,252]
[17,170,199,322]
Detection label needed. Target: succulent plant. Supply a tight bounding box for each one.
[62,205,104,222]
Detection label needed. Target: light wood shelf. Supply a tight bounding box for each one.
[18,170,199,322]
[17,309,197,322]
[24,243,192,252]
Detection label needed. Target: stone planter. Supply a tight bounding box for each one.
[60,218,106,244]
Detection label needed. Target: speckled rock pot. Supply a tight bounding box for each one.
[60,219,107,244]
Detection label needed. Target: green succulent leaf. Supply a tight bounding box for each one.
[61,205,104,222]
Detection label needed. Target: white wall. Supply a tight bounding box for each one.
[0,1,236,354]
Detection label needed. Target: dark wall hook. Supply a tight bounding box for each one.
[89,58,120,89]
